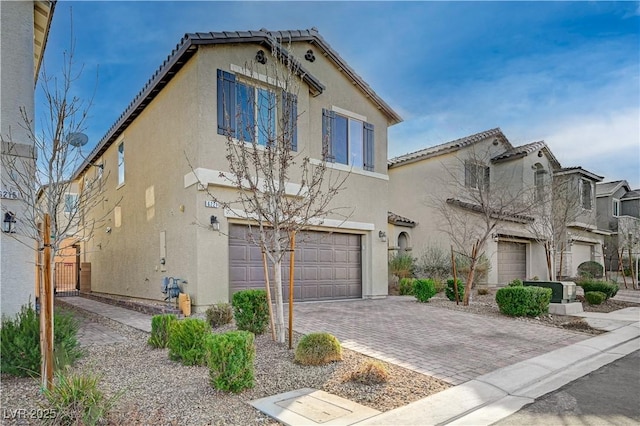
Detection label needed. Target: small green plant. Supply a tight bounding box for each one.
[167,318,211,366]
[584,291,607,305]
[1,303,82,377]
[433,278,446,293]
[388,253,415,279]
[205,331,255,393]
[231,289,269,335]
[508,279,523,287]
[414,279,437,302]
[43,370,121,426]
[445,278,465,302]
[580,280,618,300]
[295,332,342,366]
[477,287,490,296]
[147,314,177,348]
[495,286,552,317]
[398,278,415,295]
[349,360,389,385]
[577,261,604,279]
[205,303,234,328]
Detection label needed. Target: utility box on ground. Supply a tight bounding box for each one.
[524,281,576,304]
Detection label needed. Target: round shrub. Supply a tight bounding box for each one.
[232,289,269,334]
[508,279,523,287]
[349,360,389,385]
[580,281,619,300]
[414,279,437,302]
[584,291,607,305]
[445,279,465,302]
[398,278,415,296]
[577,261,604,279]
[495,286,552,317]
[294,332,342,366]
[206,303,233,328]
[167,318,211,366]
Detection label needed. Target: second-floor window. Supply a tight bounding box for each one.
[118,142,125,186]
[534,166,545,202]
[465,161,490,192]
[580,179,592,210]
[322,108,374,171]
[613,198,620,217]
[64,194,78,214]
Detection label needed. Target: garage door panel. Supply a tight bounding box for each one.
[498,242,527,285]
[230,226,361,301]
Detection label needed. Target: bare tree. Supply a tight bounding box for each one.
[188,42,349,343]
[436,146,536,305]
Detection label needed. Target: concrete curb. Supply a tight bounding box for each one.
[357,324,640,425]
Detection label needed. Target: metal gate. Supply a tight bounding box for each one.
[54,262,79,296]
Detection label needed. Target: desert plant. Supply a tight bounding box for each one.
[349,360,389,385]
[388,253,415,279]
[294,332,342,366]
[445,278,465,302]
[167,318,211,366]
[205,303,234,328]
[577,261,604,279]
[415,245,451,280]
[495,286,552,317]
[43,370,122,426]
[1,303,82,377]
[231,289,269,335]
[414,279,437,302]
[398,278,415,295]
[147,314,177,348]
[508,279,523,287]
[580,280,619,300]
[206,331,255,393]
[477,287,490,296]
[584,291,607,305]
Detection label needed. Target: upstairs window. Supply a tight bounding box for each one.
[217,69,297,150]
[64,194,78,214]
[465,161,490,192]
[534,165,546,202]
[613,198,620,217]
[580,179,592,210]
[117,142,125,186]
[322,108,374,171]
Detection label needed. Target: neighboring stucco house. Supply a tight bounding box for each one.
[1,0,55,318]
[74,29,401,311]
[596,180,640,273]
[388,128,562,286]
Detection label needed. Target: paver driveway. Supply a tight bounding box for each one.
[291,296,589,385]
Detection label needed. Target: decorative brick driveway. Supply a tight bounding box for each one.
[291,296,589,385]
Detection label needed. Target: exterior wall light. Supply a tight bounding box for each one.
[2,211,16,233]
[378,230,387,242]
[210,215,220,231]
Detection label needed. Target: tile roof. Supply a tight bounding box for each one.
[388,128,511,167]
[596,180,630,196]
[491,140,562,170]
[75,28,402,178]
[446,198,535,224]
[388,211,417,227]
[554,166,604,182]
[621,189,640,200]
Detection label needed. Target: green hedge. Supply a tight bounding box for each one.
[399,278,415,295]
[295,333,342,366]
[445,279,465,302]
[148,314,177,348]
[495,286,552,317]
[167,318,211,366]
[232,290,269,335]
[580,281,618,300]
[585,291,607,305]
[414,279,436,302]
[206,331,255,393]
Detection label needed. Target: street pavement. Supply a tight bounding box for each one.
[494,350,640,426]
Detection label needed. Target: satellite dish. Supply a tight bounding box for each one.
[67,132,89,147]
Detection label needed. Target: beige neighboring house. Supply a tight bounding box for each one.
[74,28,402,311]
[1,0,55,318]
[388,128,563,286]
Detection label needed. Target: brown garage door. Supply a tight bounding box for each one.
[229,225,361,301]
[498,241,527,285]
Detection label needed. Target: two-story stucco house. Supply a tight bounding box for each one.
[388,128,563,286]
[73,29,402,311]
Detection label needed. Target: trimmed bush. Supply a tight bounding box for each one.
[349,360,389,385]
[206,303,234,328]
[167,318,211,366]
[232,289,269,335]
[295,332,342,366]
[206,331,255,393]
[508,279,523,287]
[148,314,177,348]
[585,291,607,305]
[580,281,618,300]
[398,278,415,295]
[495,286,552,317]
[1,303,82,377]
[577,261,604,279]
[445,279,465,302]
[414,279,437,302]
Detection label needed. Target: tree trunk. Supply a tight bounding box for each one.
[544,242,552,281]
[463,241,479,306]
[273,260,285,343]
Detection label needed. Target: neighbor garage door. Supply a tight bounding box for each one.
[498,241,527,285]
[229,225,361,301]
[571,243,593,277]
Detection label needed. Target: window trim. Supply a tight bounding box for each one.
[580,178,593,211]
[464,160,490,192]
[64,193,78,214]
[117,141,125,187]
[322,107,375,171]
[612,198,620,217]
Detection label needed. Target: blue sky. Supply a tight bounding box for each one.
[40,1,640,188]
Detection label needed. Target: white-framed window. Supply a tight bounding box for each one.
[322,108,375,171]
[580,178,592,210]
[612,198,620,217]
[64,194,78,214]
[118,142,125,186]
[465,161,490,192]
